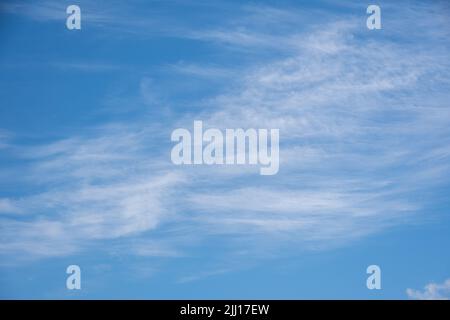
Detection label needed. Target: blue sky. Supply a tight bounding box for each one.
[0,0,450,299]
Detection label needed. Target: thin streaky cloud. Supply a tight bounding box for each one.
[0,2,449,295]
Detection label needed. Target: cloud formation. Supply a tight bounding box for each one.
[0,1,449,267]
[407,279,450,300]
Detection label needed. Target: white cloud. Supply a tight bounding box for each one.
[1,2,450,265]
[407,279,450,300]
[0,198,22,214]
[175,6,450,250]
[0,125,185,259]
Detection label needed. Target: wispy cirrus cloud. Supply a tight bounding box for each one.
[174,5,450,247]
[0,125,184,260]
[0,1,449,276]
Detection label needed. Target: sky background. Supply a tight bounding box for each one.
[0,0,450,299]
